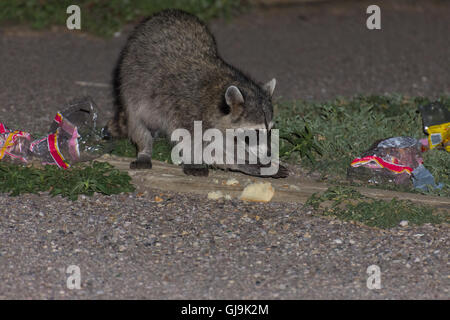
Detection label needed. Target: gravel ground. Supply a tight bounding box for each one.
[0,0,449,299]
[0,191,448,299]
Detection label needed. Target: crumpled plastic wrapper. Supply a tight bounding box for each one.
[0,97,111,169]
[347,136,424,186]
[418,102,450,152]
[0,125,32,164]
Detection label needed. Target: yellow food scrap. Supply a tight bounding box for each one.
[240,182,274,202]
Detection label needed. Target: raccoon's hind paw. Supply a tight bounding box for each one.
[130,157,152,169]
[183,164,209,177]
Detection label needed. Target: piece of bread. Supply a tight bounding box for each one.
[240,182,275,202]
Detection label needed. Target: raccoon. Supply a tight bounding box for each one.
[108,9,287,178]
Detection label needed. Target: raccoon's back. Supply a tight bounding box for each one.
[120,9,219,79]
[113,9,231,137]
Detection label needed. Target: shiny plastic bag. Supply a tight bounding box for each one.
[0,124,32,164]
[0,97,111,169]
[347,136,424,186]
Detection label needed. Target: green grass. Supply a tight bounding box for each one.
[0,0,245,37]
[276,95,450,197]
[306,186,449,229]
[111,138,173,163]
[110,138,137,158]
[0,161,135,200]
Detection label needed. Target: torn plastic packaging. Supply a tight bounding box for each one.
[0,124,32,163]
[348,136,444,190]
[0,97,111,169]
[348,136,423,186]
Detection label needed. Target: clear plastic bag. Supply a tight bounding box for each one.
[1,97,111,169]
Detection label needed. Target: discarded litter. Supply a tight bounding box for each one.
[348,101,449,191]
[348,136,423,186]
[0,124,32,164]
[348,136,443,191]
[418,102,450,152]
[411,164,444,192]
[0,97,111,169]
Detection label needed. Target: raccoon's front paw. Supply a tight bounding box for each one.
[183,164,209,177]
[130,156,152,169]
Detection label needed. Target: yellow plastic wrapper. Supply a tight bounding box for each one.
[418,102,450,153]
[425,122,450,152]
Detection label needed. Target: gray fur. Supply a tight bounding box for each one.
[109,9,286,177]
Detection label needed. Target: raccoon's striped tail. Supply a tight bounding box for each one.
[105,110,128,138]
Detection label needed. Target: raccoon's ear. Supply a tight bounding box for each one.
[225,86,244,107]
[263,78,276,96]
